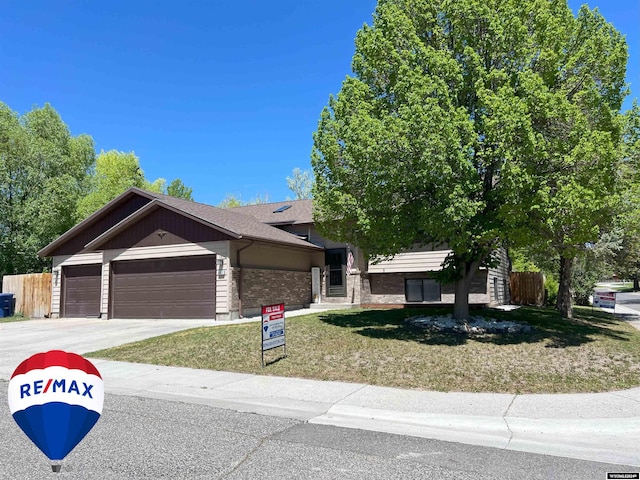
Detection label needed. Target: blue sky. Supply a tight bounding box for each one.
[1,1,637,205]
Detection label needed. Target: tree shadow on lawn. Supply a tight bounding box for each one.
[318,306,633,348]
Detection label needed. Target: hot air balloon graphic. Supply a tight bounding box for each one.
[7,350,104,473]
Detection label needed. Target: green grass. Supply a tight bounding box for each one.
[607,282,636,292]
[0,314,29,323]
[88,306,640,394]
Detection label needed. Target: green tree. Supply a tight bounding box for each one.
[76,150,166,218]
[286,168,314,199]
[312,0,627,319]
[218,194,244,208]
[77,150,145,218]
[217,193,270,208]
[0,102,94,275]
[510,248,540,273]
[513,5,628,318]
[167,178,193,200]
[574,232,622,304]
[612,102,640,288]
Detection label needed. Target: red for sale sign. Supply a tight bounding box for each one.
[262,303,285,351]
[593,291,616,309]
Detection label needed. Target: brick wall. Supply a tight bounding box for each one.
[241,268,311,315]
[365,271,489,305]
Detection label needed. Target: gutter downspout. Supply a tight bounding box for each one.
[236,240,254,318]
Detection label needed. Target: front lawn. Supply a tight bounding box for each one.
[88,306,640,394]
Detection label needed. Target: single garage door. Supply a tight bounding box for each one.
[111,256,216,319]
[63,264,102,318]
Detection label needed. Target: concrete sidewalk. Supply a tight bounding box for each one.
[90,359,640,467]
[1,308,639,467]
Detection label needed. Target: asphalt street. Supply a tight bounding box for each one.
[599,290,640,329]
[2,311,639,478]
[0,382,635,480]
[615,291,640,312]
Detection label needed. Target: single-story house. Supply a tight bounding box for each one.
[38,188,509,319]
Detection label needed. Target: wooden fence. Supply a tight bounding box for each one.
[2,273,52,318]
[509,272,545,306]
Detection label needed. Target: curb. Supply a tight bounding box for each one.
[309,405,640,466]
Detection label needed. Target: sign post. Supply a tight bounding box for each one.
[593,291,616,310]
[261,303,286,367]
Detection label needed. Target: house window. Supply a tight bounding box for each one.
[405,279,441,302]
[493,277,498,301]
[326,249,346,297]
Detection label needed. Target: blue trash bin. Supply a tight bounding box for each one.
[0,293,14,318]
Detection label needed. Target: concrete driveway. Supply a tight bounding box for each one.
[0,317,213,379]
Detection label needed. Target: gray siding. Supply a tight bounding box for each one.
[487,248,511,305]
[368,245,449,273]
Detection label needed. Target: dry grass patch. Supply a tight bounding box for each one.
[88,306,640,394]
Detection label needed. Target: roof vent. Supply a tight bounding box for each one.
[273,205,292,213]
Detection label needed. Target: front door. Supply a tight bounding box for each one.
[326,249,346,297]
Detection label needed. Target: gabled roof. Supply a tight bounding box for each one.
[83,199,239,250]
[228,199,313,225]
[39,188,322,257]
[38,188,157,257]
[146,193,319,249]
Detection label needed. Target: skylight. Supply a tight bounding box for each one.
[273,205,292,213]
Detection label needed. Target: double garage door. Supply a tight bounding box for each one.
[62,256,216,319]
[111,256,216,319]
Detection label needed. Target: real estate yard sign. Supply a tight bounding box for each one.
[261,303,286,366]
[593,291,616,309]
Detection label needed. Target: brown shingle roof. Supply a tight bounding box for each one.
[227,199,313,225]
[148,192,320,249]
[39,188,322,256]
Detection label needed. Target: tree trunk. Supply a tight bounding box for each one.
[556,256,574,319]
[453,278,471,320]
[452,256,484,320]
[634,276,639,292]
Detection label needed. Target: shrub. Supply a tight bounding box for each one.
[545,276,559,306]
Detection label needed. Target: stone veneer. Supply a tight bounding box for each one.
[321,269,363,304]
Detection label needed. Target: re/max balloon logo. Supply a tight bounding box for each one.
[19,379,95,399]
[8,350,104,472]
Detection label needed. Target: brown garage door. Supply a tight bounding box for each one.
[63,264,102,318]
[111,256,216,319]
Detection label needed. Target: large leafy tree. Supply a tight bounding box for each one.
[76,150,191,218]
[76,150,155,219]
[0,102,94,276]
[612,102,640,288]
[312,0,627,319]
[513,5,628,318]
